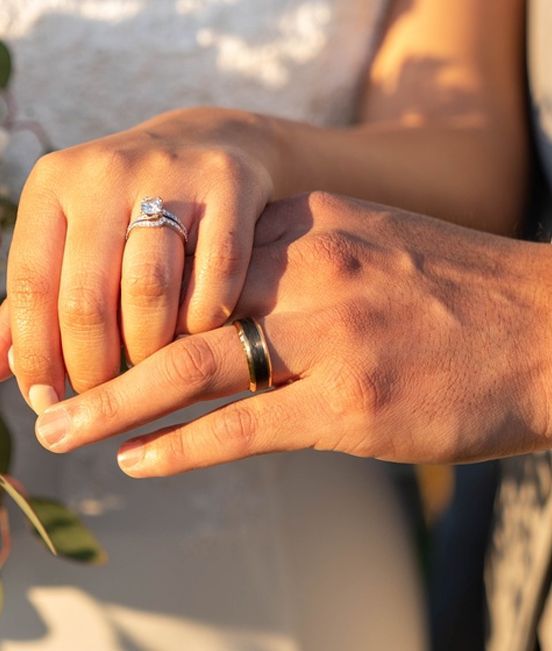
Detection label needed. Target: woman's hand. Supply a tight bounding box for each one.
[7,107,280,408]
[32,193,552,473]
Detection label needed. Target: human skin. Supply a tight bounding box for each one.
[28,192,552,476]
[0,0,526,414]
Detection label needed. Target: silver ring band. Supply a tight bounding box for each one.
[126,216,188,242]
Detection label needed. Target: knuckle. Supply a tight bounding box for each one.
[147,145,180,167]
[95,146,135,175]
[211,404,256,454]
[152,431,187,476]
[207,148,247,182]
[59,285,107,329]
[203,237,247,280]
[163,337,218,391]
[307,190,345,214]
[300,231,362,280]
[123,261,173,305]
[70,376,102,395]
[186,306,229,334]
[77,145,136,184]
[85,388,120,421]
[29,151,63,185]
[69,363,120,394]
[9,267,51,312]
[389,247,424,278]
[15,350,52,378]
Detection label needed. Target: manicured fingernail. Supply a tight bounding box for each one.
[7,346,14,374]
[35,407,71,449]
[118,440,145,472]
[29,384,59,416]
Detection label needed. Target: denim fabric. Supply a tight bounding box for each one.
[485,3,552,651]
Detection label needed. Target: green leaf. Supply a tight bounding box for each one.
[0,475,56,556]
[28,498,107,564]
[0,415,11,475]
[0,41,12,89]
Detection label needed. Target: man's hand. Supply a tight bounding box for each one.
[32,192,552,475]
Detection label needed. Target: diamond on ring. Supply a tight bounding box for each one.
[126,196,189,243]
[141,196,164,216]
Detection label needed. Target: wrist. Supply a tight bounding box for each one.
[508,239,552,446]
[223,110,307,199]
[181,106,328,199]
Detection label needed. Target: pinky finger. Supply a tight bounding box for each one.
[117,381,317,477]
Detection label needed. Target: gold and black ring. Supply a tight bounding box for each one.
[233,318,273,392]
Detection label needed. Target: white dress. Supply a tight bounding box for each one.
[0,2,428,650]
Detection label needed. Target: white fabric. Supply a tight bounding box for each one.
[0,2,428,649]
[1,0,385,193]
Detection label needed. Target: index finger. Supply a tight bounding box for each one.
[34,314,308,453]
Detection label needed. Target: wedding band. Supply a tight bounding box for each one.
[233,318,273,392]
[126,216,188,242]
[125,196,188,243]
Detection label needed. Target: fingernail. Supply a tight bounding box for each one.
[7,346,14,374]
[29,384,59,416]
[35,407,71,449]
[118,440,145,472]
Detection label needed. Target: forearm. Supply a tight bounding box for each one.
[265,116,528,235]
[260,0,529,236]
[176,106,527,235]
